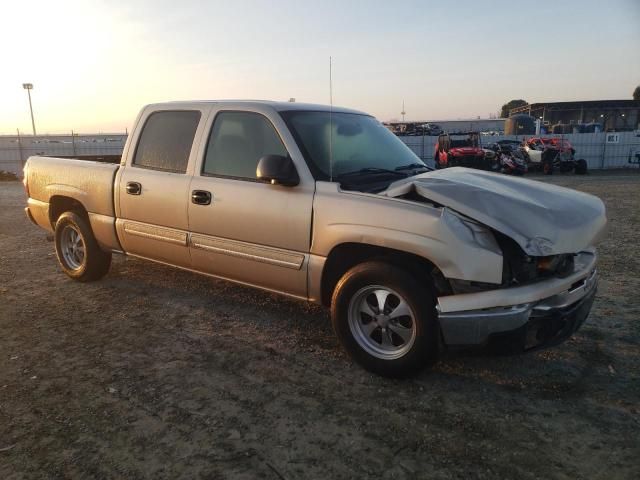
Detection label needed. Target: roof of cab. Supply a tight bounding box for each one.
[145,100,368,116]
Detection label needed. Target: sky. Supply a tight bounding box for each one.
[1,0,639,134]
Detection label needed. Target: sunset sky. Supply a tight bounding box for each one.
[1,0,639,134]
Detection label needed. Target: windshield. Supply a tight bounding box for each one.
[281,111,426,181]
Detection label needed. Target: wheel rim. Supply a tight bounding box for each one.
[60,225,85,270]
[348,285,417,360]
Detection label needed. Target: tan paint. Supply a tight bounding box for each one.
[26,198,52,232]
[24,100,602,317]
[26,156,118,218]
[311,182,504,284]
[88,213,121,251]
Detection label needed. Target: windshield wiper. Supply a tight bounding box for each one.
[336,168,408,179]
[395,163,432,172]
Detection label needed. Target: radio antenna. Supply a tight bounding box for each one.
[329,56,334,183]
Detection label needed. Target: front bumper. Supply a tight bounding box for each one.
[437,251,598,349]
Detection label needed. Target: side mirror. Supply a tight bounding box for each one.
[256,155,299,187]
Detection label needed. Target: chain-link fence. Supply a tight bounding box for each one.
[0,133,126,176]
[399,131,640,169]
[2,131,640,177]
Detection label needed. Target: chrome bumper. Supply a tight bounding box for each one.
[437,253,598,347]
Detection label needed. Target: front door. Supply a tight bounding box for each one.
[187,109,314,298]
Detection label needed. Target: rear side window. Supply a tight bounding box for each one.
[133,111,201,173]
[203,111,288,179]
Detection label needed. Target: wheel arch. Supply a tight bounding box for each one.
[49,195,89,228]
[319,242,451,307]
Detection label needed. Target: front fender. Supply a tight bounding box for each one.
[312,182,503,284]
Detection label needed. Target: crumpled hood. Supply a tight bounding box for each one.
[383,167,607,256]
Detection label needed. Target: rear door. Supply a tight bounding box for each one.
[116,107,208,267]
[187,107,314,298]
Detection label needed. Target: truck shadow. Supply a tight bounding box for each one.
[102,254,614,402]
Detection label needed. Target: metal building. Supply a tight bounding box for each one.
[510,100,640,132]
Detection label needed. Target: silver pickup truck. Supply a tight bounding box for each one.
[23,101,606,377]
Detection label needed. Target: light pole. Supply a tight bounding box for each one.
[22,83,36,135]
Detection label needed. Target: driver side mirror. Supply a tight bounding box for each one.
[256,155,299,186]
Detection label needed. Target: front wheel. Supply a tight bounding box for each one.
[331,261,439,377]
[54,211,112,281]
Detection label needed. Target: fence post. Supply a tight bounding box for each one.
[71,130,77,156]
[601,133,606,169]
[421,132,425,160]
[17,128,24,167]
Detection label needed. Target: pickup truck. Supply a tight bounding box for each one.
[23,101,606,377]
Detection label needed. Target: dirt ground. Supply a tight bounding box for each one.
[1,171,639,479]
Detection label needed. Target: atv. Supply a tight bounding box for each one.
[434,132,490,170]
[521,137,587,175]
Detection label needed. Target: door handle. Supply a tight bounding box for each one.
[191,190,212,205]
[126,181,141,195]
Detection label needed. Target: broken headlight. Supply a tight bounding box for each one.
[496,232,575,285]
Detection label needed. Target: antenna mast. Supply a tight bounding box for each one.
[329,56,333,183]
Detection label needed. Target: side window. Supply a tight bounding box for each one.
[203,111,288,179]
[133,110,201,173]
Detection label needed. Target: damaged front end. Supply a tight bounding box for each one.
[382,167,606,350]
[436,252,598,351]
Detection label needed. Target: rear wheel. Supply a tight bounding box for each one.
[54,211,111,281]
[559,163,573,173]
[575,159,588,174]
[331,261,439,377]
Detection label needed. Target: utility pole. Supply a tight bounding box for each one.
[401,100,406,123]
[22,83,36,135]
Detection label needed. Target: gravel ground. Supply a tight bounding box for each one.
[1,171,639,479]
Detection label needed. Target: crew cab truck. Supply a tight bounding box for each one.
[23,101,606,377]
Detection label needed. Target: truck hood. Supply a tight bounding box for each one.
[383,167,606,256]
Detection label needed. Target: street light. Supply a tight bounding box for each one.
[22,83,36,135]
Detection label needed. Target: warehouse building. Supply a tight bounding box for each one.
[510,100,640,131]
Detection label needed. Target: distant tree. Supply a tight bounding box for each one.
[500,99,528,118]
[634,85,640,101]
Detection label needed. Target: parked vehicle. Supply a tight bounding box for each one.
[496,139,524,153]
[419,123,443,136]
[522,137,588,175]
[486,143,528,175]
[24,101,605,377]
[434,132,490,169]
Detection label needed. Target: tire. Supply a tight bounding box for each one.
[575,159,588,174]
[54,211,112,281]
[331,261,439,377]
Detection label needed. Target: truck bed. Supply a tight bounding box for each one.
[25,156,120,219]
